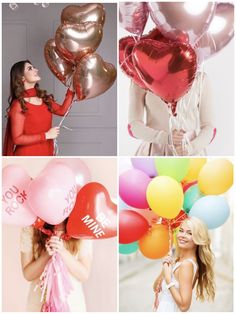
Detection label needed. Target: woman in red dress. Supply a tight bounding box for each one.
[3,60,75,156]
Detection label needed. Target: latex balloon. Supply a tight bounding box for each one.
[67,182,117,239]
[44,39,74,86]
[28,163,77,225]
[61,3,105,26]
[139,224,171,259]
[45,158,91,192]
[55,22,103,63]
[155,158,190,182]
[131,157,157,177]
[133,39,197,109]
[195,3,234,62]
[119,169,151,209]
[119,210,149,244]
[119,242,139,255]
[182,180,198,193]
[183,184,204,214]
[148,2,216,45]
[73,53,116,100]
[2,165,36,226]
[189,196,230,229]
[147,176,183,219]
[183,158,207,183]
[119,28,169,89]
[119,2,149,36]
[198,159,233,195]
[130,208,159,226]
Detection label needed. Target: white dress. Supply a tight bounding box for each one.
[20,227,93,312]
[156,259,198,312]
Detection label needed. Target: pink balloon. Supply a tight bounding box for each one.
[45,158,91,192]
[148,2,216,45]
[119,2,149,36]
[28,163,77,225]
[2,165,36,226]
[195,3,234,63]
[119,169,151,209]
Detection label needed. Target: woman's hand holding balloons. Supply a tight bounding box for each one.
[45,127,60,140]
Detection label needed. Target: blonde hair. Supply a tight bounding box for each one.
[177,217,215,302]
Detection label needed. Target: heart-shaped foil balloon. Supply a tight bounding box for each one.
[61,3,105,26]
[67,182,117,239]
[73,52,117,100]
[44,39,74,86]
[133,39,197,104]
[55,22,103,63]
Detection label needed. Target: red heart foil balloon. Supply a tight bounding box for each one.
[73,53,117,100]
[67,182,117,239]
[44,39,74,86]
[55,22,103,63]
[133,39,197,104]
[119,28,170,89]
[61,3,105,26]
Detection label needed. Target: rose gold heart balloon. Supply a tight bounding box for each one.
[61,3,105,26]
[73,53,117,100]
[55,22,103,63]
[44,39,74,86]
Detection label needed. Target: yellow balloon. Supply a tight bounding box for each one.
[146,176,184,219]
[183,158,207,182]
[139,224,171,259]
[198,159,233,195]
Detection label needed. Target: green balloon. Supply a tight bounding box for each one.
[183,185,204,214]
[155,158,190,182]
[119,242,139,255]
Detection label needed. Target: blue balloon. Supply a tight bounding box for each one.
[189,195,230,229]
[119,242,139,255]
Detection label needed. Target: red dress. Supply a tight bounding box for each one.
[3,89,74,156]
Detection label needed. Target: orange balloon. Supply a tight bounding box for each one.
[138,224,172,259]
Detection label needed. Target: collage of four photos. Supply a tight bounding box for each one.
[1,1,234,313]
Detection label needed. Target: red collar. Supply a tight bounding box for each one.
[23,88,37,97]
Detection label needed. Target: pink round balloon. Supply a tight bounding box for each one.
[119,169,151,209]
[2,165,36,226]
[28,163,77,225]
[195,3,234,63]
[119,2,149,36]
[148,2,216,45]
[45,158,91,191]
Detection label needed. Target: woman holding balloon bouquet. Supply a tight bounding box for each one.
[119,2,234,156]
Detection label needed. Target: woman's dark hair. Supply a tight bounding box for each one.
[7,60,54,113]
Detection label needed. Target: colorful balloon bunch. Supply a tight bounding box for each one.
[119,158,233,259]
[119,2,234,114]
[2,159,117,240]
[45,3,116,101]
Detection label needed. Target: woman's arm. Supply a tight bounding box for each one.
[10,101,47,145]
[186,74,215,155]
[21,250,51,281]
[153,270,163,292]
[128,81,169,144]
[51,88,75,116]
[164,261,194,312]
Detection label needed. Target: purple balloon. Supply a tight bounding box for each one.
[131,158,157,178]
[119,169,151,209]
[119,2,149,36]
[148,2,216,45]
[195,3,234,63]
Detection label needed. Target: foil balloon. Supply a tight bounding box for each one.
[148,2,216,45]
[73,53,117,100]
[195,3,234,63]
[132,39,197,108]
[61,3,105,26]
[119,2,149,36]
[44,39,74,86]
[67,182,117,239]
[55,22,103,63]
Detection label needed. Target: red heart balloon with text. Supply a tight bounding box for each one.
[67,182,117,239]
[133,39,197,104]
